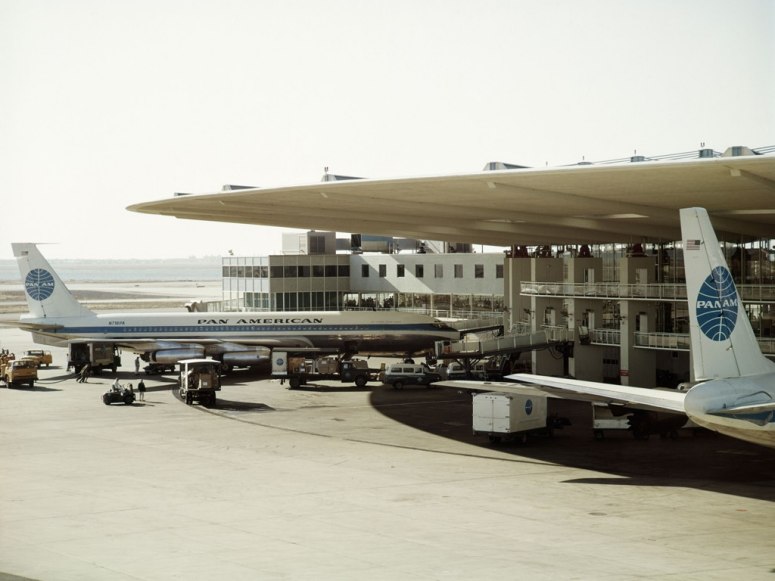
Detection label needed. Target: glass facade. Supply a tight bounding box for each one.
[221,252,506,317]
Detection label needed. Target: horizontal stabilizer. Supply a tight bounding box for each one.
[14,321,64,331]
[435,379,548,397]
[437,375,687,414]
[707,401,775,416]
[507,374,687,414]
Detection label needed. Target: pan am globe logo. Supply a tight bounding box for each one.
[25,268,56,301]
[696,266,738,341]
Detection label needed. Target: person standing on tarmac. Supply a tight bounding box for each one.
[134,357,140,374]
[137,379,146,401]
[77,363,91,383]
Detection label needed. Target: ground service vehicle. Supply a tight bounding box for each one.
[472,391,550,444]
[447,361,487,380]
[23,349,52,367]
[381,363,441,389]
[102,382,136,405]
[272,352,374,389]
[1,358,38,388]
[68,342,121,374]
[144,363,176,375]
[179,358,221,406]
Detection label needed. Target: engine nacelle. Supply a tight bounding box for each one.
[221,351,270,366]
[150,348,205,364]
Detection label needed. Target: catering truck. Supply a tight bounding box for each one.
[68,342,121,374]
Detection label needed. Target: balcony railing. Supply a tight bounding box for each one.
[633,332,690,350]
[589,328,621,345]
[587,331,775,355]
[521,281,775,302]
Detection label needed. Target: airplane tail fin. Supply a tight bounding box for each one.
[680,208,775,380]
[12,243,94,319]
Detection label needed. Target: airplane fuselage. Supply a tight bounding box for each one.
[21,310,460,356]
[684,374,775,448]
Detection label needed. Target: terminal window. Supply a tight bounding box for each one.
[379,264,387,277]
[361,264,369,278]
[474,264,484,278]
[496,264,504,279]
[397,264,405,277]
[435,264,443,278]
[415,264,424,278]
[454,264,463,278]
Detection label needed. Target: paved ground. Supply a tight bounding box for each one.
[1,328,775,580]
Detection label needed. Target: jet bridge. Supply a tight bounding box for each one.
[436,326,574,378]
[449,316,505,337]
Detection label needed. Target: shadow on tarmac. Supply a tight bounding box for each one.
[369,387,775,501]
[130,364,775,499]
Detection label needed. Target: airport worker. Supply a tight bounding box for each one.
[78,363,91,383]
[138,379,146,401]
[134,356,140,374]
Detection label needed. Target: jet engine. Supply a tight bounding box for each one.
[150,348,205,364]
[221,351,270,366]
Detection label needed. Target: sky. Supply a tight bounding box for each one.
[2,0,773,260]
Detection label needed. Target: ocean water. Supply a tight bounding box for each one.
[0,257,223,283]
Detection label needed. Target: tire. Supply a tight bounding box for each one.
[102,394,111,405]
[354,375,367,388]
[289,376,301,390]
[393,380,403,390]
[124,394,133,405]
[29,380,35,388]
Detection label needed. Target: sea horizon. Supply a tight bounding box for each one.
[0,256,224,283]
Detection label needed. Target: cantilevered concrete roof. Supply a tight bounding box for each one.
[128,152,775,246]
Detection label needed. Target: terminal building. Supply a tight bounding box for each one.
[136,145,775,390]
[217,226,775,390]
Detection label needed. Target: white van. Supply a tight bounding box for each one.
[381,363,441,389]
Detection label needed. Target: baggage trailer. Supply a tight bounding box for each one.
[272,351,374,389]
[472,391,551,444]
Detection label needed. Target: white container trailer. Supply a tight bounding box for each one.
[472,391,548,444]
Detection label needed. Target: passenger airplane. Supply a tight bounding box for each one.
[440,208,775,449]
[11,243,459,366]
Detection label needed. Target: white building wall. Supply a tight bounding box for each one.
[351,253,504,294]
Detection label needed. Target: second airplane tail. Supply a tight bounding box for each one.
[12,243,94,319]
[680,207,775,381]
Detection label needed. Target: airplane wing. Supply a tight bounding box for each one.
[438,373,687,414]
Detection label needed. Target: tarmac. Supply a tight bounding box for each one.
[1,325,775,580]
